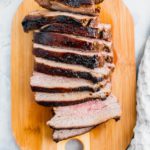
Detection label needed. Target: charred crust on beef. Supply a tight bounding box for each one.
[31,86,100,93]
[35,0,104,7]
[22,15,85,32]
[41,23,99,38]
[35,0,102,16]
[22,10,99,32]
[34,63,103,83]
[57,0,94,7]
[104,55,113,63]
[30,72,109,94]
[33,48,103,69]
[33,32,111,51]
[114,116,121,122]
[22,16,49,32]
[34,32,96,51]
[35,0,52,9]
[34,83,112,107]
[104,46,111,52]
[40,23,111,40]
[36,97,104,107]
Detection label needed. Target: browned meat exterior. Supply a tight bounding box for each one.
[54,0,94,6]
[41,23,99,36]
[33,31,112,52]
[33,44,105,69]
[22,10,99,32]
[33,44,113,68]
[102,51,114,63]
[35,63,101,83]
[21,0,118,143]
[53,127,94,142]
[34,83,111,106]
[31,72,109,93]
[34,57,115,83]
[47,94,121,129]
[33,48,103,69]
[97,24,112,41]
[35,0,103,15]
[40,23,111,41]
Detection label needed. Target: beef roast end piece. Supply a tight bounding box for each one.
[47,94,121,129]
[53,127,94,142]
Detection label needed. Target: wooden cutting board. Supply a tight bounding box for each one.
[11,0,136,149]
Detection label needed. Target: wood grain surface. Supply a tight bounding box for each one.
[11,0,136,149]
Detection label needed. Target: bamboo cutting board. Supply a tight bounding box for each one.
[11,0,136,149]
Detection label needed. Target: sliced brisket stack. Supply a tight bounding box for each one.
[22,0,121,142]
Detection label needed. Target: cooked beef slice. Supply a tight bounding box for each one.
[33,44,105,69]
[40,23,111,41]
[34,57,115,83]
[22,10,99,32]
[53,127,94,142]
[31,72,109,93]
[33,31,112,51]
[47,94,121,128]
[34,83,111,106]
[35,0,103,15]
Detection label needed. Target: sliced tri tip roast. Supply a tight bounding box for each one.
[22,0,121,142]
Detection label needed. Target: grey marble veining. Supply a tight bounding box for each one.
[0,0,150,149]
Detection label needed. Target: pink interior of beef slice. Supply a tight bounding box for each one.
[47,94,121,129]
[30,72,109,93]
[35,0,104,16]
[34,57,115,83]
[53,126,94,142]
[34,82,112,106]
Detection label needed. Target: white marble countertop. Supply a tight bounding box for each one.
[0,0,150,149]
